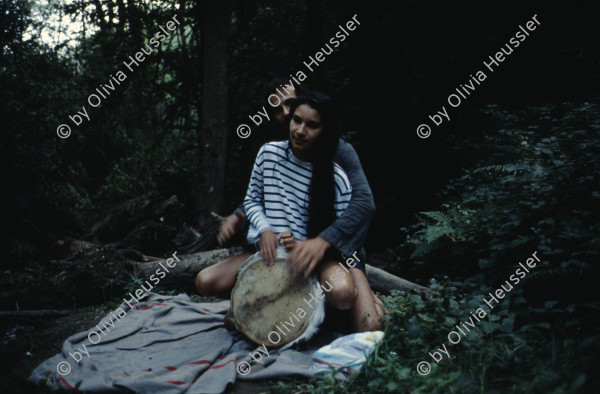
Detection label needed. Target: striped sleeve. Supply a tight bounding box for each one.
[333,163,352,217]
[244,145,272,235]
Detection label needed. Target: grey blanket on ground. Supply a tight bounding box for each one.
[29,293,335,393]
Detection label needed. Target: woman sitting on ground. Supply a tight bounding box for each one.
[195,92,387,332]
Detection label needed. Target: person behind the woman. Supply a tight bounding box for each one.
[195,92,386,332]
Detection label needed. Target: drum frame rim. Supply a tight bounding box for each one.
[231,248,325,348]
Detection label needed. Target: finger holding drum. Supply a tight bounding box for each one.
[278,231,296,250]
[260,229,278,265]
[279,231,292,239]
[278,231,289,247]
[282,238,296,250]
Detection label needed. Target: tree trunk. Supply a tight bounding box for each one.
[115,0,126,34]
[91,0,106,29]
[126,0,142,42]
[107,0,115,28]
[134,249,435,297]
[196,0,232,228]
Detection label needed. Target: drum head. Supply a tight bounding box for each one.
[231,248,325,348]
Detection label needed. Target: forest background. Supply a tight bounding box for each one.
[1,0,599,392]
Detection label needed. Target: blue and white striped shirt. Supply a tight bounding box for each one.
[244,141,352,243]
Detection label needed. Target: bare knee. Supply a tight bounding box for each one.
[325,283,357,310]
[195,252,251,297]
[195,269,216,296]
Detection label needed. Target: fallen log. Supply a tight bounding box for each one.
[363,264,434,297]
[133,248,243,288]
[134,248,435,297]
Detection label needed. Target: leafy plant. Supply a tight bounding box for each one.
[299,99,600,393]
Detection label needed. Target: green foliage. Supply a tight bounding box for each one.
[419,211,452,226]
[408,215,449,260]
[471,164,514,174]
[299,273,598,393]
[398,100,600,282]
[122,275,144,296]
[3,0,204,267]
[410,211,457,258]
[298,100,600,393]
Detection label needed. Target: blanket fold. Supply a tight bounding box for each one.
[29,293,382,393]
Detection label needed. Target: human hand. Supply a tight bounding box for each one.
[278,231,296,250]
[286,236,331,278]
[260,229,278,265]
[216,212,245,246]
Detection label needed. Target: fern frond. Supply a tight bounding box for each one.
[425,225,454,243]
[419,211,452,226]
[471,164,513,174]
[410,237,449,258]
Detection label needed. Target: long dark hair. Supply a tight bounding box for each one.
[287,92,340,237]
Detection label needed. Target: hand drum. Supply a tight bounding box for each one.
[231,248,325,349]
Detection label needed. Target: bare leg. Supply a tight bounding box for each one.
[195,252,252,298]
[349,268,388,332]
[317,260,357,310]
[373,293,389,316]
